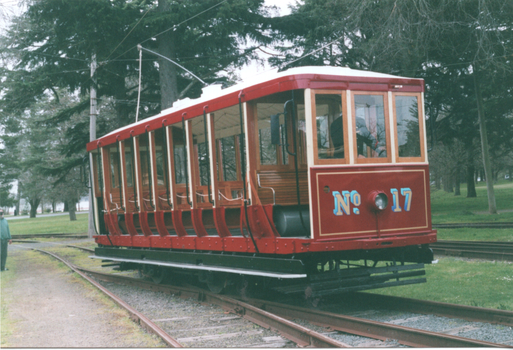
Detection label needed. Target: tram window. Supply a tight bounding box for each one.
[354,94,387,158]
[213,104,242,184]
[220,136,238,181]
[190,117,209,186]
[258,111,287,165]
[395,95,421,158]
[174,145,186,184]
[153,129,166,186]
[315,94,343,159]
[257,103,290,166]
[171,125,187,185]
[297,103,307,165]
[125,146,134,188]
[109,149,120,188]
[139,134,150,186]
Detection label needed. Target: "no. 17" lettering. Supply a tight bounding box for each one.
[332,188,412,216]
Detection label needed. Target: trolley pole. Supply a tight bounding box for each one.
[88,53,98,238]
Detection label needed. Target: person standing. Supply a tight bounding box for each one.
[0,209,12,271]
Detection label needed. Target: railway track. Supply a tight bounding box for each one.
[432,240,513,261]
[29,243,513,348]
[32,248,183,347]
[12,233,88,239]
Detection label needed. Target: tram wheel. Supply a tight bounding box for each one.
[203,272,228,294]
[138,265,167,284]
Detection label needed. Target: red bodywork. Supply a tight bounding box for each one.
[95,163,436,254]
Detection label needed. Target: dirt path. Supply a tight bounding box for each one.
[1,246,164,348]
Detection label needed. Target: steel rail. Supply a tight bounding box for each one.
[432,240,513,262]
[72,268,348,347]
[71,266,510,348]
[13,233,88,239]
[246,299,510,348]
[356,292,513,327]
[31,248,183,348]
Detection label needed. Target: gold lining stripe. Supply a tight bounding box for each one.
[315,169,428,236]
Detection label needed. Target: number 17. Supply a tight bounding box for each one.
[391,187,412,212]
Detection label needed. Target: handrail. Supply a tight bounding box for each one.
[116,140,126,211]
[238,92,259,254]
[203,107,215,205]
[257,174,276,205]
[161,124,173,209]
[131,136,140,211]
[182,116,193,207]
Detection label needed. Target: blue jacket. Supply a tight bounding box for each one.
[0,218,11,240]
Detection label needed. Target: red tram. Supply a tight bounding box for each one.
[87,66,436,296]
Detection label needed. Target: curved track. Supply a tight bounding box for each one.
[32,248,183,348]
[57,244,513,347]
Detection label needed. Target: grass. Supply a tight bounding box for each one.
[0,263,16,347]
[8,213,88,236]
[430,180,513,224]
[436,228,513,242]
[368,258,513,311]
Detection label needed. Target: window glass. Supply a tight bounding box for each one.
[257,103,288,165]
[354,94,387,158]
[315,94,343,159]
[297,103,307,165]
[395,95,421,158]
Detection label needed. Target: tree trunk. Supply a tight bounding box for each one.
[509,167,512,182]
[454,170,461,196]
[435,168,441,190]
[16,181,21,216]
[473,71,497,214]
[158,0,179,110]
[68,199,77,221]
[467,163,477,197]
[29,198,40,218]
[64,201,68,212]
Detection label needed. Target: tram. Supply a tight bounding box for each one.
[87,66,436,296]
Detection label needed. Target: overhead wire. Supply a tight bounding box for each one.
[105,0,228,64]
[103,3,155,62]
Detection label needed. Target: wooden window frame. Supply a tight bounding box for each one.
[252,101,296,172]
[310,89,349,165]
[392,92,426,163]
[351,91,392,164]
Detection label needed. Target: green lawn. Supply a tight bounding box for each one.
[369,257,513,311]
[436,228,513,242]
[8,213,88,236]
[430,180,513,224]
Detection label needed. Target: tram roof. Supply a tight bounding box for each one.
[87,66,423,151]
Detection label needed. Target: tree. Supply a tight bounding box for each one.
[1,0,275,227]
[270,0,513,214]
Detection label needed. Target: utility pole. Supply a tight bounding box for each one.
[88,54,98,237]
